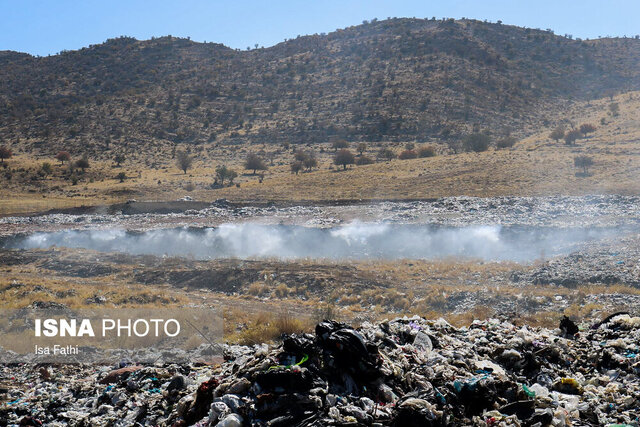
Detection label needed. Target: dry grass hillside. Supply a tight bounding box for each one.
[1,18,640,160]
[1,91,639,214]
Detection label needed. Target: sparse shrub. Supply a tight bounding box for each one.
[313,303,338,323]
[331,139,348,151]
[40,162,53,176]
[114,153,126,166]
[215,164,237,185]
[463,133,491,152]
[549,127,565,142]
[233,311,311,345]
[564,129,582,145]
[333,149,355,170]
[418,146,436,157]
[40,162,52,177]
[377,147,396,161]
[0,146,12,164]
[496,136,516,149]
[398,149,418,160]
[294,149,317,171]
[290,160,303,174]
[274,283,290,298]
[55,151,70,165]
[357,142,367,155]
[303,154,318,171]
[579,123,597,136]
[356,155,374,165]
[294,150,307,162]
[248,282,268,297]
[245,153,267,174]
[117,172,127,182]
[340,294,360,305]
[404,142,415,151]
[609,102,620,117]
[176,150,193,174]
[75,155,90,171]
[574,155,593,175]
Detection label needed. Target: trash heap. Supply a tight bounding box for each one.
[2,314,640,426]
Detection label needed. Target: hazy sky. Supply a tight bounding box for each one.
[2,0,639,56]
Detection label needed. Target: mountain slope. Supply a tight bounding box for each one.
[1,18,639,158]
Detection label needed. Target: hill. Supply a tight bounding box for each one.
[1,18,640,160]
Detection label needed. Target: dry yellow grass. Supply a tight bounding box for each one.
[2,91,640,215]
[2,249,637,339]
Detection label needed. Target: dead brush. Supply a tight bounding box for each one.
[274,283,290,298]
[232,310,313,346]
[247,282,269,297]
[447,305,496,327]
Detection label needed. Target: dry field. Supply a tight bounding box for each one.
[1,92,639,342]
[2,247,637,344]
[1,92,640,215]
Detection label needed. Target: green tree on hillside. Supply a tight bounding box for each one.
[334,149,355,170]
[55,151,71,165]
[245,153,267,175]
[75,155,90,172]
[574,155,593,175]
[564,129,582,145]
[0,146,12,164]
[215,165,237,185]
[176,150,193,174]
[549,127,565,142]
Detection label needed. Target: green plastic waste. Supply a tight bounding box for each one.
[522,384,535,398]
[267,353,309,371]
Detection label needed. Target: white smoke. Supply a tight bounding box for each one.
[3,222,617,262]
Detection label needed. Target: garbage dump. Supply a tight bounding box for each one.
[1,314,639,426]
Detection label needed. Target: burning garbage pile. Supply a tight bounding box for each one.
[2,314,640,426]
